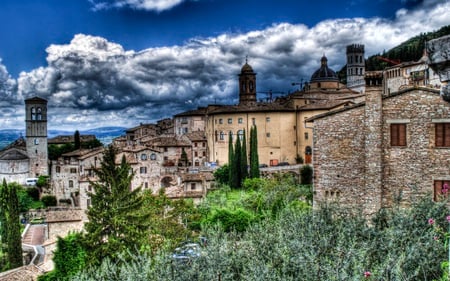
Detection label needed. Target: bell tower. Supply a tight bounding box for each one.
[346,44,365,93]
[25,96,48,177]
[238,59,257,105]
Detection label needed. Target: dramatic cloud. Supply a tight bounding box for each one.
[2,0,450,130]
[89,0,186,12]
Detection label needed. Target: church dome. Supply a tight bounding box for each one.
[310,55,338,82]
[241,62,254,74]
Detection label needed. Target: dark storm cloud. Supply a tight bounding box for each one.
[5,0,449,129]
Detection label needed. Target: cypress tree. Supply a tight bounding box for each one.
[0,180,23,270]
[83,145,151,266]
[74,130,81,149]
[6,183,22,268]
[249,126,260,178]
[233,135,242,188]
[228,132,235,187]
[240,130,248,180]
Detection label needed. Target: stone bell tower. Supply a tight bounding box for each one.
[238,59,257,105]
[25,96,48,177]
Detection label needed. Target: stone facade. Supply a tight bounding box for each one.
[310,85,450,215]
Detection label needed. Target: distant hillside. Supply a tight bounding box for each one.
[338,24,450,83]
[366,24,450,71]
[0,127,126,150]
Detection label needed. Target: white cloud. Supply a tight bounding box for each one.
[0,0,448,130]
[89,0,185,12]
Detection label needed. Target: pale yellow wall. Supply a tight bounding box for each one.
[206,111,297,166]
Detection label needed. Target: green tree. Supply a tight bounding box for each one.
[74,130,81,150]
[240,130,248,180]
[249,126,260,178]
[228,132,236,188]
[232,135,242,188]
[300,165,313,184]
[83,145,150,266]
[213,164,230,185]
[38,232,86,281]
[0,180,23,270]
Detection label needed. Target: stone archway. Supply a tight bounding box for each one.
[161,176,175,188]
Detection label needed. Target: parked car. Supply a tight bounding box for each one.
[277,162,290,166]
[172,243,201,264]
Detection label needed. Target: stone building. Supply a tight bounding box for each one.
[205,56,361,166]
[308,36,450,215]
[0,97,49,185]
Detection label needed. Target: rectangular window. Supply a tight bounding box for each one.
[434,180,450,202]
[228,118,232,124]
[304,132,309,140]
[140,167,147,174]
[202,142,206,147]
[194,142,198,147]
[219,118,223,124]
[238,118,243,124]
[191,183,196,190]
[70,168,77,173]
[266,133,270,138]
[202,151,206,157]
[390,124,406,146]
[266,117,270,122]
[435,123,450,147]
[194,151,198,157]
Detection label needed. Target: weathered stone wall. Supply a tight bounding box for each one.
[381,88,450,207]
[312,104,366,211]
[313,86,450,214]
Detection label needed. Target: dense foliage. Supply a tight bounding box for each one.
[69,198,448,281]
[83,145,151,266]
[0,180,23,271]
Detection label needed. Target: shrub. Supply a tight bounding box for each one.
[205,208,255,232]
[213,164,229,185]
[300,165,313,184]
[26,187,40,201]
[41,195,57,207]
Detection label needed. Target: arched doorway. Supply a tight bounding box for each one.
[305,146,312,164]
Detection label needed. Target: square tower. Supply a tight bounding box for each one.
[25,96,48,177]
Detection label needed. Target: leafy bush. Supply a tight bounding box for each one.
[41,195,57,207]
[205,208,255,232]
[26,187,40,201]
[300,165,313,184]
[70,198,447,281]
[213,164,229,185]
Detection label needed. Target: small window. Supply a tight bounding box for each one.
[141,154,147,160]
[228,118,232,124]
[69,180,74,188]
[140,167,147,174]
[266,117,270,122]
[164,147,168,152]
[219,119,223,124]
[194,142,198,147]
[202,142,206,147]
[219,131,224,140]
[238,118,243,124]
[31,107,36,120]
[194,151,198,157]
[435,123,450,147]
[191,183,196,190]
[266,133,270,138]
[202,151,206,157]
[237,130,244,140]
[56,166,61,173]
[252,118,256,125]
[144,182,148,188]
[434,180,450,202]
[150,153,157,160]
[391,124,406,146]
[70,168,77,173]
[304,132,309,140]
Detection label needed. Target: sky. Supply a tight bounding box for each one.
[0,0,449,131]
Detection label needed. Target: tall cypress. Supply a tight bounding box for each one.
[228,132,235,187]
[240,130,248,180]
[233,136,242,188]
[6,183,22,268]
[74,130,81,149]
[0,180,23,270]
[249,126,260,178]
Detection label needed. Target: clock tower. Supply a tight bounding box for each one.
[25,96,48,177]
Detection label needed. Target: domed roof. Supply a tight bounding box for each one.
[241,62,254,73]
[310,55,338,82]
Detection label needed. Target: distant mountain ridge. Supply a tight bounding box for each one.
[0,127,126,150]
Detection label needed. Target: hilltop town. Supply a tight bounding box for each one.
[0,33,450,280]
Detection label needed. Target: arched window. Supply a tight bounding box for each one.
[241,82,246,92]
[237,130,244,140]
[150,153,157,160]
[249,81,254,91]
[305,146,312,155]
[69,180,74,188]
[31,107,36,120]
[37,107,42,120]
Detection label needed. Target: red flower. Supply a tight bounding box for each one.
[364,271,372,278]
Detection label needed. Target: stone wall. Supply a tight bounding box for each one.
[312,86,450,215]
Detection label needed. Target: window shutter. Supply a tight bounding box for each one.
[391,124,398,146]
[398,124,406,146]
[445,123,450,147]
[436,123,444,147]
[434,181,443,202]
